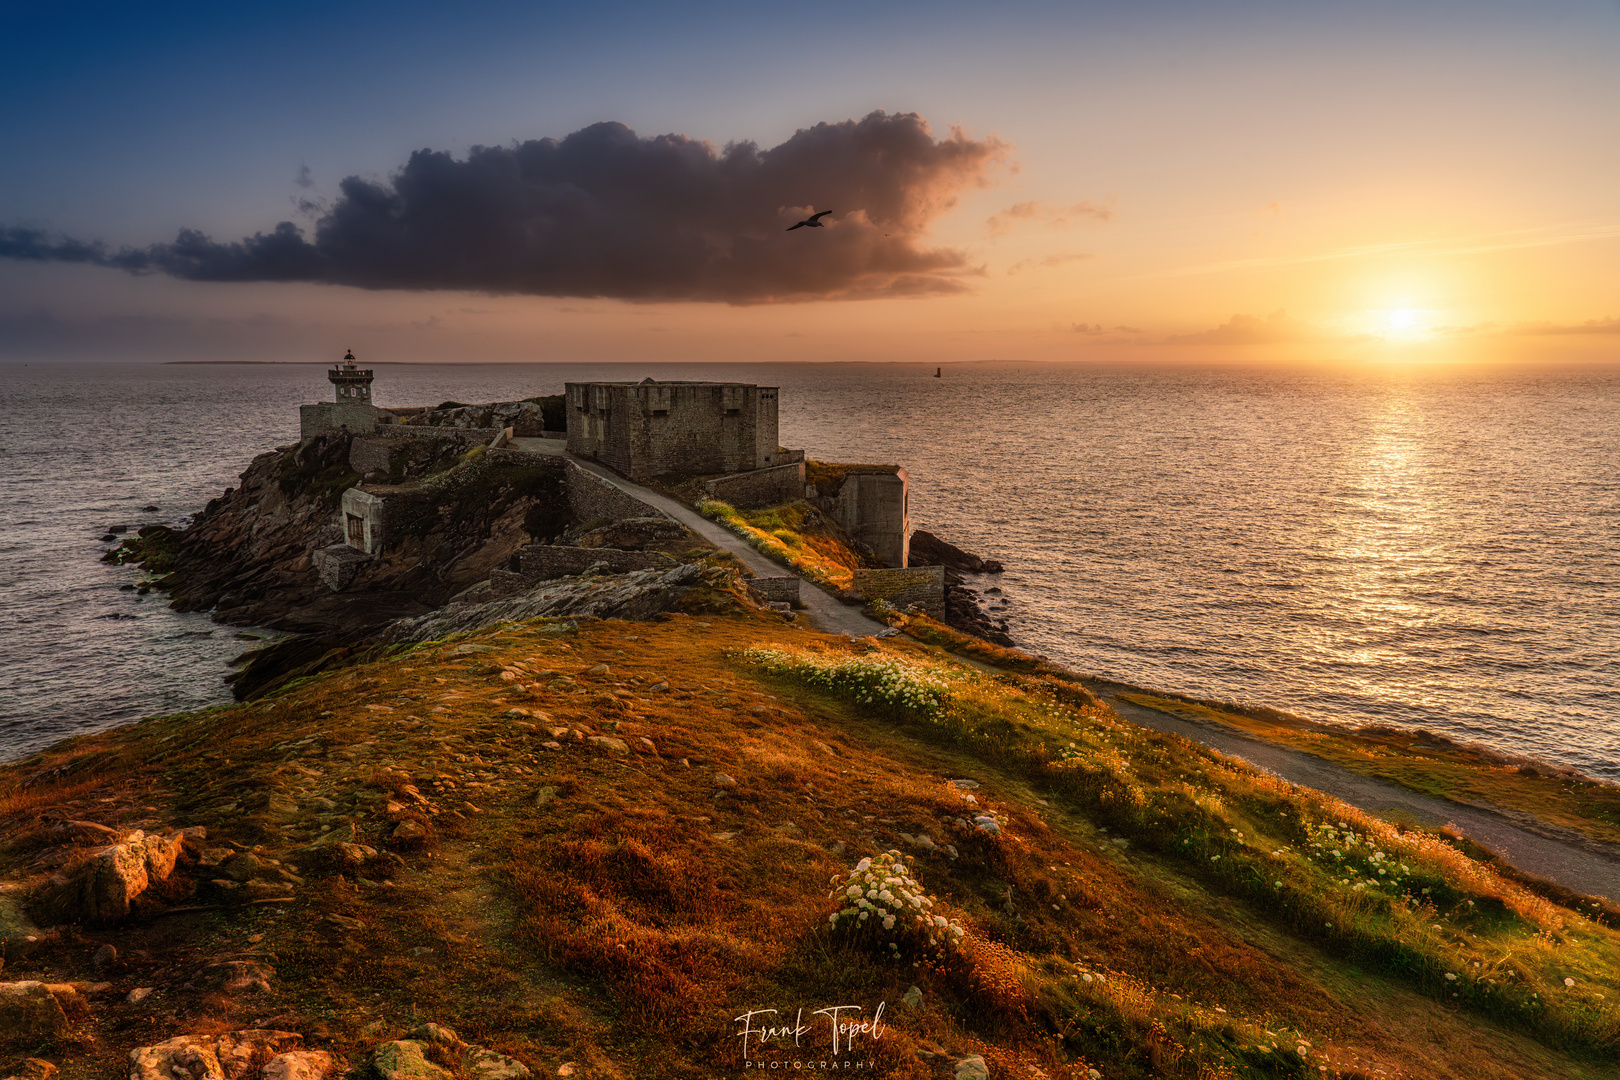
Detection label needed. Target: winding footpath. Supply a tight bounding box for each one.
[1098,685,1620,901]
[508,440,888,638]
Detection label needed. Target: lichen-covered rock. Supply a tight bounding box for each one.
[462,1046,533,1080]
[372,1040,453,1080]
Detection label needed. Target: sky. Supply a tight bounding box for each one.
[2,0,1617,365]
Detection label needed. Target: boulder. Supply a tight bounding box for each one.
[260,1052,339,1080]
[35,830,186,926]
[0,981,79,1042]
[129,1039,225,1080]
[215,1031,304,1080]
[372,1041,454,1080]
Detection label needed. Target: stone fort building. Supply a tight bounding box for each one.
[564,379,796,480]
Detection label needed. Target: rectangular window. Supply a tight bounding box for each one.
[346,513,365,547]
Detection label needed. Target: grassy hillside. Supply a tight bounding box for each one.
[3,603,1618,1079]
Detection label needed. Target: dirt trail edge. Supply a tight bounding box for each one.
[1097,685,1620,901]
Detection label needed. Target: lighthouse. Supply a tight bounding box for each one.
[327,349,374,403]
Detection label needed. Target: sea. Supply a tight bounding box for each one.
[2,360,1617,781]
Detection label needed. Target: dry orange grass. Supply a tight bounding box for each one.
[2,607,1615,1080]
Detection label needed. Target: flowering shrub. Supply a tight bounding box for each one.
[736,647,953,719]
[1304,821,1413,894]
[827,852,965,961]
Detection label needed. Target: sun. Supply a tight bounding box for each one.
[1364,304,1433,340]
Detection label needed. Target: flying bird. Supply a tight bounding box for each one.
[786,210,833,231]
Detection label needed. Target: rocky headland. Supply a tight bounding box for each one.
[33,412,1620,1080]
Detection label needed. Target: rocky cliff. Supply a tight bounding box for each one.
[107,432,572,638]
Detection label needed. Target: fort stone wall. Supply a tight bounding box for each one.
[704,461,806,510]
[853,566,944,619]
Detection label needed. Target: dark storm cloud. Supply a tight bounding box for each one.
[5,112,1005,303]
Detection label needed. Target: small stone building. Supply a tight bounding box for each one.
[565,380,792,480]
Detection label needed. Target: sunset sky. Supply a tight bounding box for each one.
[3,0,1617,365]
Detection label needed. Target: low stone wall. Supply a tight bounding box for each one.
[854,566,945,618]
[519,545,676,580]
[365,424,504,442]
[748,576,802,607]
[568,466,666,525]
[704,461,806,510]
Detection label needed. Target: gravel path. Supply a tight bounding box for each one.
[508,441,888,638]
[1098,686,1620,901]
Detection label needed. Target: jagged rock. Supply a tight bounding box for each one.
[587,736,628,754]
[260,1051,339,1080]
[373,1041,453,1080]
[462,1047,533,1080]
[902,985,924,1010]
[909,531,1002,574]
[0,982,80,1041]
[381,564,702,644]
[129,1031,302,1080]
[129,1039,225,1080]
[569,517,686,551]
[0,1058,56,1080]
[392,821,428,845]
[34,830,186,926]
[216,1031,305,1080]
[126,987,154,1004]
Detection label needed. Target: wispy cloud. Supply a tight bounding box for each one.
[1156,221,1620,279]
[1165,310,1337,346]
[1008,251,1093,274]
[985,199,1112,237]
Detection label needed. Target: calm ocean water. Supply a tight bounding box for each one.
[2,360,1617,780]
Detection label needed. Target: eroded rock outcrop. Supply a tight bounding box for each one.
[380,564,702,644]
[32,830,187,926]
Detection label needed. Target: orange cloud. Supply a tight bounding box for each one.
[985,199,1113,237]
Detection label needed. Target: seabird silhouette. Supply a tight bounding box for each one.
[786,210,833,231]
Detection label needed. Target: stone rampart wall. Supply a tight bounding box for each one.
[748,576,802,606]
[567,465,667,525]
[853,566,944,618]
[704,462,806,509]
[519,545,675,580]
